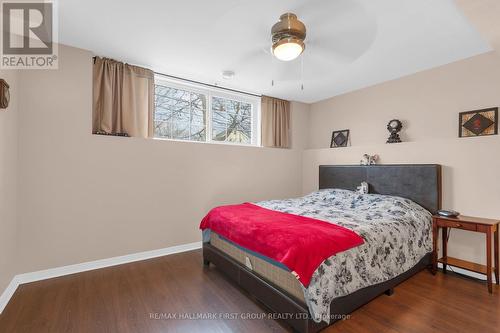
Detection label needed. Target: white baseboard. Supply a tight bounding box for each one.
[1,245,486,316]
[0,241,202,314]
[0,276,21,315]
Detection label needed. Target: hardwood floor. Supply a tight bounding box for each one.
[0,250,498,333]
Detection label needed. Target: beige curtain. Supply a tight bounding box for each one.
[261,95,291,148]
[92,57,154,138]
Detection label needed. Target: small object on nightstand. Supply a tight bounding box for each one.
[432,214,500,293]
[437,209,460,218]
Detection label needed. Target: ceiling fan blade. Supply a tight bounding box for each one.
[294,0,369,26]
[300,52,345,81]
[306,22,377,62]
[305,41,360,64]
[266,57,306,83]
[270,52,351,84]
[226,45,270,69]
[294,0,377,62]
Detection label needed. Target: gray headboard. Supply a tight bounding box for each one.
[319,164,442,214]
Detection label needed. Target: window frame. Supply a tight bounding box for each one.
[154,75,261,147]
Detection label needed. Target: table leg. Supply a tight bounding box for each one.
[486,229,492,293]
[442,227,448,273]
[494,227,499,285]
[432,220,438,275]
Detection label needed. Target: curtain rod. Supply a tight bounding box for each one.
[154,71,262,98]
[92,56,261,98]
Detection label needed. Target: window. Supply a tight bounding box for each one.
[211,96,252,144]
[154,85,207,142]
[154,77,260,146]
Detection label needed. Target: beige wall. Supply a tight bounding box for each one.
[308,51,500,148]
[305,50,500,264]
[12,44,500,275]
[15,45,309,273]
[290,101,309,150]
[6,0,500,282]
[0,70,18,292]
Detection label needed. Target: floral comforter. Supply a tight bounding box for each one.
[256,189,432,324]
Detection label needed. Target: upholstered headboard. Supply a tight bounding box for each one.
[319,164,442,214]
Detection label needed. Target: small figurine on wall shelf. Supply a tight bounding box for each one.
[386,119,403,143]
[360,154,379,165]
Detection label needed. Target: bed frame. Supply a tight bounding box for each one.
[203,164,442,333]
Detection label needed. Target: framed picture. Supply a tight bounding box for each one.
[330,129,350,148]
[459,107,498,138]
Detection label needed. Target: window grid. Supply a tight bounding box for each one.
[154,84,208,142]
[211,96,252,145]
[154,77,260,146]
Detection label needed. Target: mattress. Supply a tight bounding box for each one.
[204,189,433,323]
[210,232,305,302]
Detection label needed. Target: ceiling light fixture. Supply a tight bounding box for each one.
[221,70,235,80]
[271,13,306,61]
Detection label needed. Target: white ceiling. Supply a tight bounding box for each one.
[59,0,491,103]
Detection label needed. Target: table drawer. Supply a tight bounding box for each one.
[436,219,477,231]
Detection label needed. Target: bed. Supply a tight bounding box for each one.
[202,164,442,333]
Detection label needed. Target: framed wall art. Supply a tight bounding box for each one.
[330,129,350,148]
[459,107,498,138]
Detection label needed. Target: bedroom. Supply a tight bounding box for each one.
[0,0,499,332]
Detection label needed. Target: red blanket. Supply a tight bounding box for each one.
[199,203,364,287]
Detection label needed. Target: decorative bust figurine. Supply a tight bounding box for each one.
[386,119,402,143]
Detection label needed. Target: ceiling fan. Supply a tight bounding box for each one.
[271,13,307,62]
[265,1,377,82]
[215,0,377,86]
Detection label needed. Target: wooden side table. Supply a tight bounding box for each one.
[432,215,499,293]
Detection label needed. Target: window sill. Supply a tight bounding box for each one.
[151,136,262,148]
[90,133,300,150]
